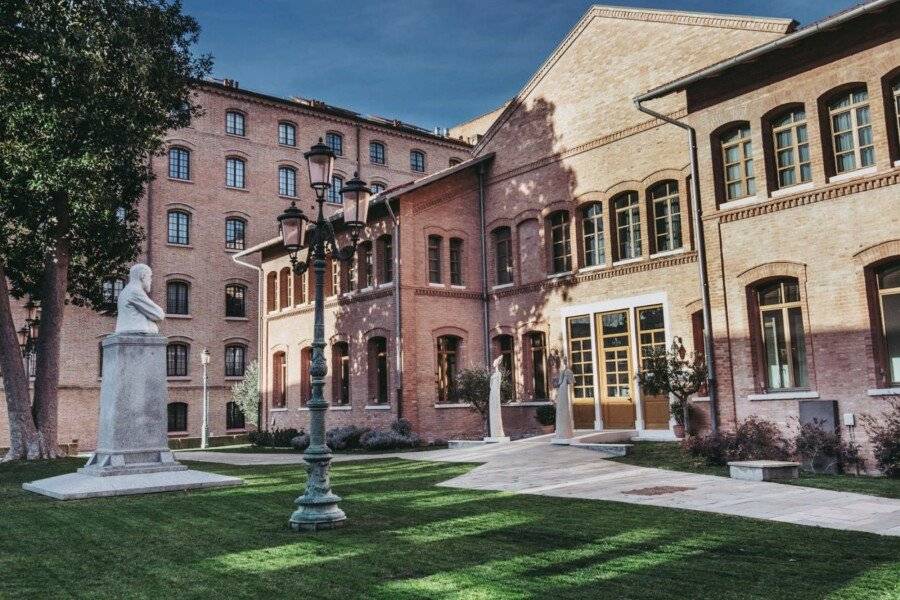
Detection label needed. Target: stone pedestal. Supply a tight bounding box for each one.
[24,332,242,500]
[80,334,184,476]
[728,460,800,481]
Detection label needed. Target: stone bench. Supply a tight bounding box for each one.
[728,460,800,482]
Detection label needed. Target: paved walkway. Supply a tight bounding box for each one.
[179,437,900,536]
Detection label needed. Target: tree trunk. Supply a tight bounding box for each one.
[30,197,71,459]
[0,262,41,461]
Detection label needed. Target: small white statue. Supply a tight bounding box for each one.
[115,263,165,334]
[487,355,508,441]
[554,353,575,442]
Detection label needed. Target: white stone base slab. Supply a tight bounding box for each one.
[23,469,243,500]
[728,460,800,482]
[484,436,511,443]
[551,438,572,445]
[448,440,489,449]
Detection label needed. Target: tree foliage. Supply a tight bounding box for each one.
[231,360,259,428]
[635,337,707,428]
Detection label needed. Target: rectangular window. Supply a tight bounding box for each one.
[876,262,900,385]
[225,218,245,250]
[327,175,343,204]
[226,158,245,188]
[225,346,246,377]
[278,122,296,146]
[166,282,189,315]
[272,351,286,407]
[495,335,515,401]
[614,192,641,260]
[637,305,666,369]
[363,243,374,288]
[529,332,548,400]
[449,238,463,285]
[772,109,811,188]
[567,316,594,400]
[581,204,604,267]
[410,151,425,172]
[381,236,393,283]
[758,280,808,390]
[493,227,513,284]
[166,344,188,377]
[436,336,459,402]
[279,167,296,197]
[168,148,189,180]
[167,211,189,245]
[649,182,681,253]
[722,126,755,200]
[370,142,385,165]
[829,88,875,174]
[326,132,343,156]
[428,235,442,283]
[374,338,389,404]
[225,111,245,136]
[225,284,246,317]
[549,212,572,274]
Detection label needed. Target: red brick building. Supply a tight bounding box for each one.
[249,2,899,462]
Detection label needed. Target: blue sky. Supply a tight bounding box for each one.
[182,0,856,128]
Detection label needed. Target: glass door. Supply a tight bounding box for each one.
[637,305,669,429]
[596,310,635,429]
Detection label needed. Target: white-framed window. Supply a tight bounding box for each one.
[649,181,681,253]
[226,157,245,188]
[828,87,875,174]
[278,166,297,197]
[278,122,296,146]
[721,125,755,200]
[771,108,811,188]
[225,111,245,136]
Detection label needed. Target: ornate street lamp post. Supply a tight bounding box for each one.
[278,138,371,531]
[200,348,211,450]
[17,300,40,378]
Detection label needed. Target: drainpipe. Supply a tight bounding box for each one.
[477,163,490,367]
[232,251,264,430]
[633,99,718,432]
[384,198,403,417]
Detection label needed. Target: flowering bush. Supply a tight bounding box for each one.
[684,417,789,466]
[326,425,370,450]
[861,399,900,477]
[793,419,864,475]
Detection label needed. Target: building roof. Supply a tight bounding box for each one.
[635,0,897,103]
[196,79,472,149]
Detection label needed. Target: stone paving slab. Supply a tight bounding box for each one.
[179,439,900,536]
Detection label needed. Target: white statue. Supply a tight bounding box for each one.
[115,263,165,334]
[486,355,509,442]
[553,353,575,442]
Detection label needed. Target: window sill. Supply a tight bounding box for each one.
[747,390,820,401]
[491,282,514,291]
[165,243,193,249]
[450,284,467,290]
[428,282,446,288]
[225,132,246,139]
[378,282,394,289]
[225,316,249,322]
[434,403,470,409]
[649,248,684,259]
[770,181,815,198]
[298,406,310,411]
[270,407,288,412]
[330,405,352,411]
[167,431,189,437]
[225,186,249,193]
[225,428,248,433]
[224,248,244,254]
[167,376,191,382]
[324,201,343,206]
[365,404,392,410]
[278,194,298,201]
[719,195,762,211]
[868,388,900,397]
[828,165,877,184]
[278,143,297,149]
[546,271,573,280]
[369,161,387,168]
[577,264,607,274]
[612,257,642,267]
[166,314,192,319]
[167,177,193,184]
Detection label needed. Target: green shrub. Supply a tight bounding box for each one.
[326,425,369,450]
[793,419,865,475]
[684,417,789,466]
[535,405,555,426]
[249,427,300,448]
[862,399,900,477]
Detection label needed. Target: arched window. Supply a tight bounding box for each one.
[167,210,190,245]
[770,107,811,189]
[166,281,189,315]
[167,402,188,432]
[378,234,393,283]
[428,235,442,283]
[410,150,426,172]
[526,331,548,400]
[648,181,682,253]
[368,337,389,404]
[226,401,246,430]
[278,121,296,146]
[892,78,900,154]
[754,278,808,390]
[370,141,385,165]
[436,335,460,403]
[272,351,286,408]
[278,166,297,197]
[873,260,900,386]
[168,147,190,180]
[549,210,572,273]
[225,110,245,136]
[449,238,464,285]
[581,204,604,267]
[300,346,312,406]
[225,344,246,377]
[225,217,246,250]
[279,267,290,309]
[332,342,350,405]
[326,131,343,156]
[226,157,245,188]
[371,182,386,195]
[827,86,875,174]
[327,174,343,204]
[613,192,641,260]
[166,343,188,377]
[492,226,513,285]
[225,284,246,318]
[266,271,277,313]
[493,334,515,401]
[720,125,755,200]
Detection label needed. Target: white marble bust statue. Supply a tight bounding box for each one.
[115,263,165,334]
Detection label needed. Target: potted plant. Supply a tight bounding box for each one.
[635,337,707,438]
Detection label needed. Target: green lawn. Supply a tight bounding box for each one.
[1,458,898,599]
[612,442,900,499]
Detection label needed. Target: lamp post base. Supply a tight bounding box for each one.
[288,451,346,532]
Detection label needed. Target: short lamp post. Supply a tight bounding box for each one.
[278,138,371,531]
[200,347,211,450]
[17,300,40,379]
